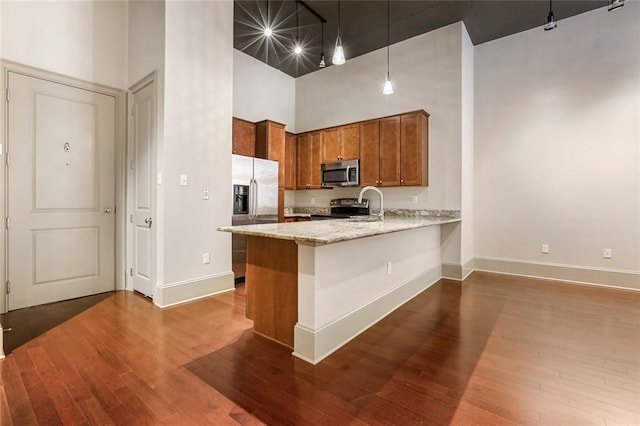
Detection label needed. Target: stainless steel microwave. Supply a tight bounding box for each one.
[321,159,359,187]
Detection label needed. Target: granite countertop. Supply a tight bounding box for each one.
[218,215,461,245]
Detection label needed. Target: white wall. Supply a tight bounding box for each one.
[233,50,296,131]
[460,24,474,270]
[294,23,465,211]
[159,1,234,299]
[0,0,127,89]
[128,0,164,88]
[474,4,640,277]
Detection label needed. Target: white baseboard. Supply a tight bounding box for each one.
[474,257,640,291]
[154,272,235,308]
[292,264,442,365]
[442,259,475,281]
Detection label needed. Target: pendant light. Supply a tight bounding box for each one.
[319,22,326,68]
[294,2,302,54]
[608,0,624,11]
[264,0,272,37]
[383,0,393,95]
[332,0,345,65]
[544,0,557,31]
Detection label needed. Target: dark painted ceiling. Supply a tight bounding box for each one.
[234,0,609,78]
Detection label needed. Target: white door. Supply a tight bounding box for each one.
[7,72,116,310]
[128,80,156,297]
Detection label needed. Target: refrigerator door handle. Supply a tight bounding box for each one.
[248,178,257,220]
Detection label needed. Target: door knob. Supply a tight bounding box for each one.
[104,207,112,213]
[145,217,153,228]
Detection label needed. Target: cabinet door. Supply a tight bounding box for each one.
[284,132,296,190]
[340,124,360,160]
[359,120,380,186]
[232,117,255,156]
[297,133,312,189]
[310,131,323,189]
[400,112,428,186]
[322,127,340,162]
[268,122,286,187]
[378,116,401,186]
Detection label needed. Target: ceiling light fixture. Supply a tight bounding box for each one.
[608,0,624,11]
[264,0,272,37]
[319,22,326,68]
[383,0,393,95]
[333,0,346,65]
[294,2,302,55]
[544,0,557,31]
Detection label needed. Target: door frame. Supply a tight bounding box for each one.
[0,60,127,313]
[126,72,158,296]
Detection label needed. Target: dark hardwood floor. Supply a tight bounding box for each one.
[0,292,114,355]
[1,272,638,425]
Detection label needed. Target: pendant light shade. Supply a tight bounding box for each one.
[333,37,345,65]
[608,0,624,11]
[382,0,393,95]
[544,0,557,31]
[383,72,394,95]
[332,0,346,65]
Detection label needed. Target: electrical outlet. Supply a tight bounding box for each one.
[311,197,315,204]
[411,195,418,204]
[603,248,612,259]
[386,262,392,274]
[542,244,549,254]
[203,252,210,264]
[203,189,209,200]
[180,174,188,186]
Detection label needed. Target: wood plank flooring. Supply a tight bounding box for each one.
[1,272,639,425]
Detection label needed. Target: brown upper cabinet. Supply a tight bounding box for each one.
[322,124,360,162]
[232,117,256,157]
[400,111,429,186]
[255,120,286,187]
[284,132,297,190]
[297,131,322,190]
[359,110,429,187]
[359,119,381,187]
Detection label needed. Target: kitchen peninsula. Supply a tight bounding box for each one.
[219,213,460,364]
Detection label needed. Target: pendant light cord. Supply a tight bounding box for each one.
[296,2,299,41]
[338,0,341,38]
[387,0,390,74]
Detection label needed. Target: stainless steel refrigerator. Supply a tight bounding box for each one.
[231,154,279,282]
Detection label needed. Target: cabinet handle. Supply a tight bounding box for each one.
[401,179,404,183]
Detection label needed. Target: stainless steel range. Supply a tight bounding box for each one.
[310,198,370,220]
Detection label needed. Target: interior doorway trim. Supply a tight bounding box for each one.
[0,60,127,313]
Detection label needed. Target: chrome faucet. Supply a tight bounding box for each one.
[358,186,384,220]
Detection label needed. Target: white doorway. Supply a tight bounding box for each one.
[127,75,157,298]
[6,71,117,310]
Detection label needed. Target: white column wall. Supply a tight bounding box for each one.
[157,0,234,305]
[474,4,640,280]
